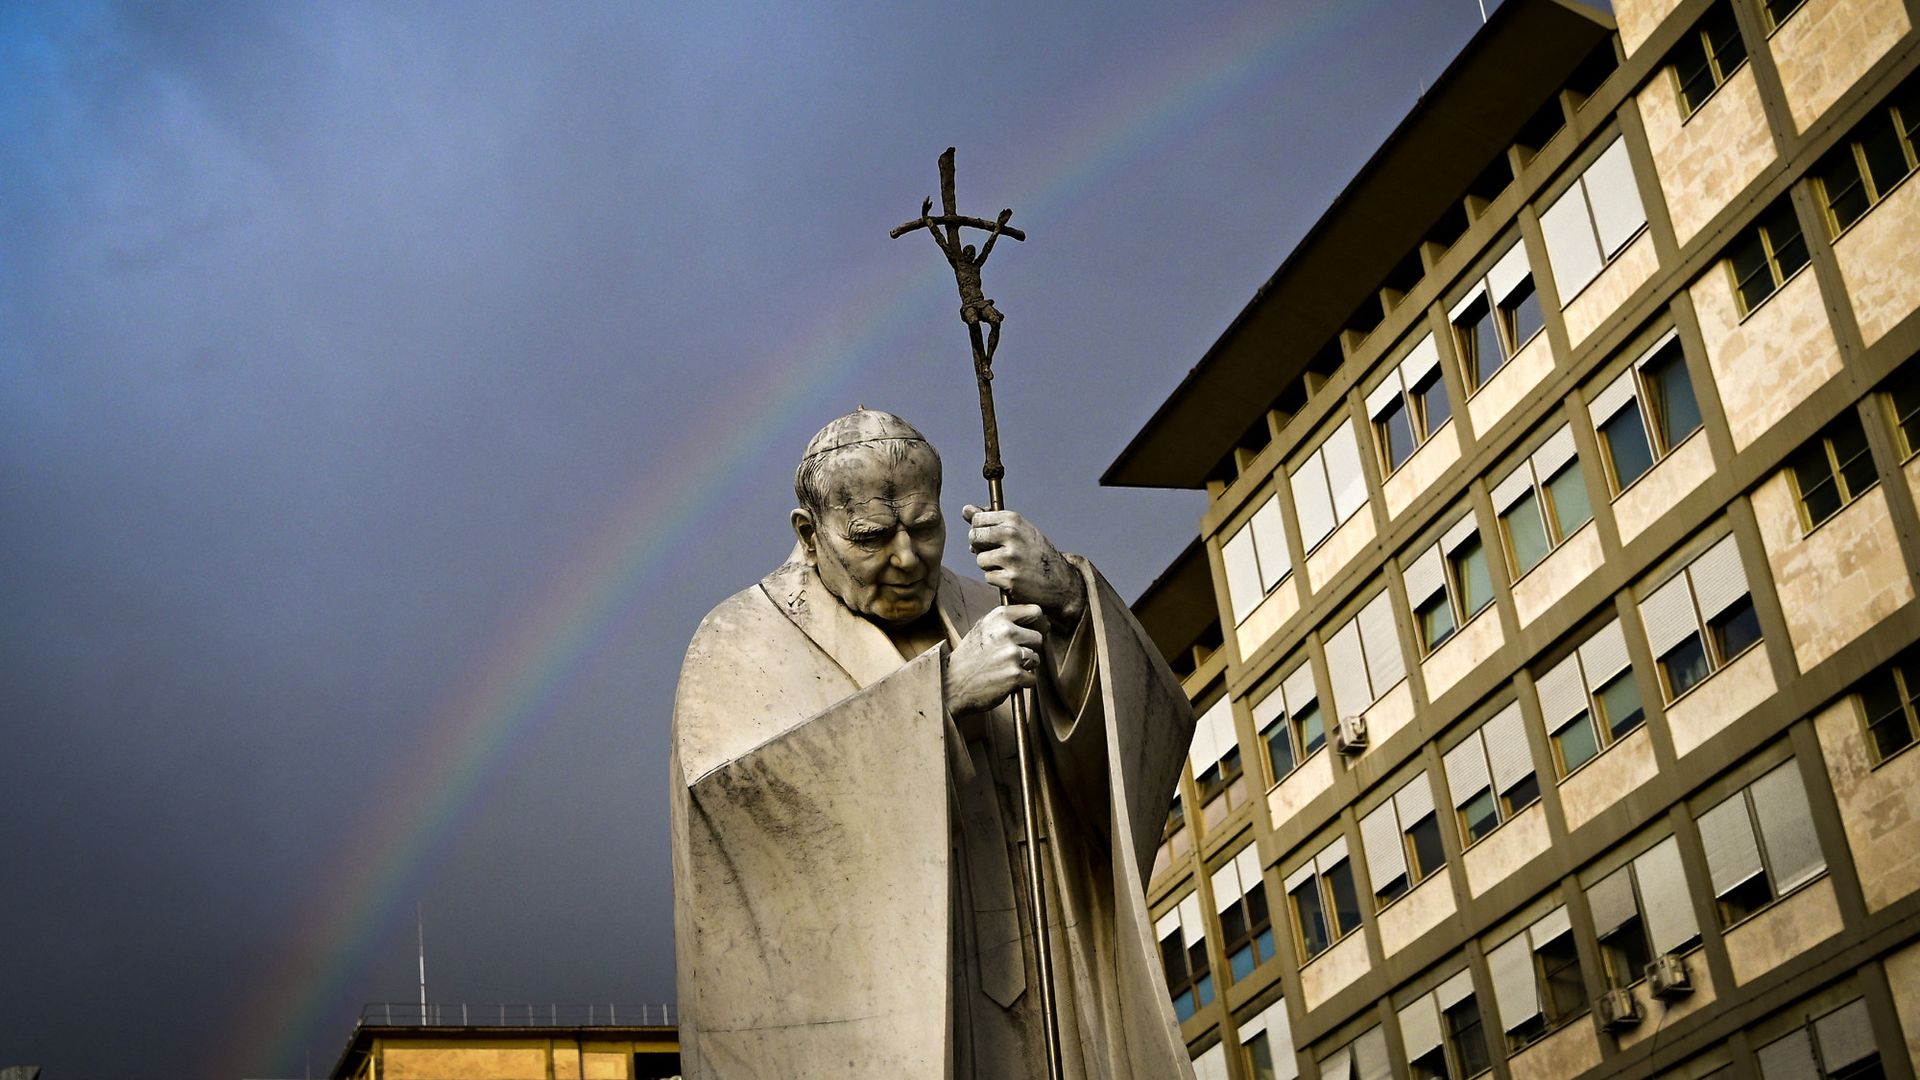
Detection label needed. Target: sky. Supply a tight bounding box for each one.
[0,1,1605,1076]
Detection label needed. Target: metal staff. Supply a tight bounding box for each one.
[890,147,1064,1080]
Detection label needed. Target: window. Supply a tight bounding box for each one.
[1858,648,1920,763]
[1401,970,1491,1080]
[1788,413,1878,529]
[1756,999,1882,1079]
[1238,998,1297,1080]
[1586,837,1701,990]
[1534,619,1644,777]
[1760,0,1808,31]
[1540,136,1647,300]
[1188,697,1248,831]
[1157,894,1214,1021]
[1888,375,1920,458]
[1698,758,1826,926]
[1192,1043,1228,1080]
[1322,591,1407,720]
[1152,795,1191,879]
[1669,2,1748,115]
[1211,845,1276,982]
[1452,239,1545,394]
[1368,335,1452,474]
[1488,906,1588,1050]
[1444,703,1537,846]
[1289,422,1370,553]
[1588,334,1702,493]
[1361,773,1446,908]
[1639,533,1760,701]
[1317,1026,1390,1080]
[1814,73,1920,234]
[1405,516,1494,655]
[1726,197,1810,315]
[1286,836,1363,962]
[1492,426,1595,578]
[1223,495,1292,624]
[1253,662,1323,783]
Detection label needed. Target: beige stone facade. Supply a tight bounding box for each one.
[1752,480,1914,671]
[1558,725,1657,832]
[1378,866,1456,956]
[1235,577,1300,661]
[1724,876,1843,985]
[1306,508,1375,593]
[1464,802,1550,897]
[1466,332,1554,437]
[1690,257,1842,451]
[1383,422,1463,520]
[1637,64,1775,246]
[1814,697,1920,911]
[1612,0,1686,58]
[1664,645,1776,757]
[1563,232,1659,347]
[1512,524,1603,627]
[1300,930,1369,1010]
[1769,0,1912,132]
[1834,168,1920,346]
[1507,1018,1602,1080]
[1614,432,1713,544]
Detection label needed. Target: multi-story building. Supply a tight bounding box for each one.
[326,1003,680,1080]
[1112,0,1920,1076]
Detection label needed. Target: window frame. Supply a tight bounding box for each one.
[1211,845,1276,984]
[1669,1,1749,117]
[1725,196,1811,317]
[1887,376,1920,460]
[1857,650,1920,767]
[1369,335,1452,477]
[1588,334,1703,497]
[1535,618,1645,780]
[1360,773,1447,911]
[1158,896,1215,1021]
[1698,759,1828,929]
[1221,495,1292,625]
[1253,662,1323,786]
[1641,533,1761,704]
[1814,77,1920,237]
[1759,0,1808,33]
[1286,837,1364,963]
[1450,239,1544,397]
[1787,414,1880,532]
[1491,426,1594,582]
[1443,704,1538,851]
[1406,516,1495,657]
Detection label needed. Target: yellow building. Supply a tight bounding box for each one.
[327,1004,679,1080]
[1115,0,1920,1076]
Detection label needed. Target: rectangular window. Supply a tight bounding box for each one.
[1756,999,1881,1079]
[1289,422,1370,552]
[1254,662,1323,783]
[1489,907,1587,1050]
[1286,836,1362,962]
[1534,619,1643,778]
[1318,1027,1390,1080]
[1238,998,1296,1080]
[1368,335,1451,474]
[1322,591,1407,718]
[1443,704,1537,847]
[1443,986,1492,1078]
[1726,196,1810,314]
[1405,516,1494,656]
[1588,334,1702,494]
[1399,972,1485,1080]
[1889,374,1920,459]
[1360,773,1445,908]
[1157,894,1214,1020]
[1814,72,1920,234]
[1449,240,1544,395]
[1760,0,1808,31]
[1587,836,1701,989]
[1211,844,1275,983]
[1670,2,1748,115]
[1491,426,1594,578]
[1222,495,1291,624]
[1639,533,1760,701]
[1539,136,1647,301]
[1857,647,1920,764]
[1699,758,1827,926]
[1188,697,1248,832]
[1789,413,1879,530]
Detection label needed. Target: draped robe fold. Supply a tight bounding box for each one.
[670,551,1196,1079]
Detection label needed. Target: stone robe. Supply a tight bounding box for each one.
[670,549,1196,1079]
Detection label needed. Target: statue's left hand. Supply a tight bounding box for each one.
[963,506,1087,631]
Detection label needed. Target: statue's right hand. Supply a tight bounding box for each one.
[945,604,1046,716]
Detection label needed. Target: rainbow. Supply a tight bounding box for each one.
[226,2,1397,1073]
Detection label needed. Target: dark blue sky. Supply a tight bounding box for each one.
[0,2,1605,1076]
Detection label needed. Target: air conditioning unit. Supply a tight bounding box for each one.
[1333,714,1369,755]
[1646,952,1693,1001]
[1597,986,1642,1032]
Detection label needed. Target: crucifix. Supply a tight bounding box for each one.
[891,147,1064,1080]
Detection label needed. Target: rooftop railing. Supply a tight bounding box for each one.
[359,1002,677,1028]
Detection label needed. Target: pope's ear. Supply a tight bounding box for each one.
[790,508,818,564]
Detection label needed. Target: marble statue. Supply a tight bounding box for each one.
[669,408,1197,1078]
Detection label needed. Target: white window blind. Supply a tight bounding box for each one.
[1398,992,1443,1063]
[1579,619,1631,683]
[1396,772,1436,826]
[1191,1042,1228,1080]
[1210,843,1263,916]
[1815,1000,1877,1071]
[1224,496,1291,624]
[1404,545,1447,608]
[1688,533,1748,621]
[1324,618,1372,721]
[1291,450,1336,552]
[1187,697,1235,774]
[1324,423,1369,524]
[1541,135,1646,301]
[1351,1027,1390,1080]
[1437,969,1475,1010]
[1357,590,1406,695]
[1536,653,1588,731]
[1283,662,1318,717]
[1361,800,1407,892]
[1483,703,1534,796]
[1635,837,1699,955]
[1445,729,1493,808]
[1640,573,1699,657]
[1241,998,1297,1080]
[1488,931,1539,1033]
[1488,239,1533,306]
[1588,866,1637,938]
[1699,791,1765,897]
[1751,761,1825,892]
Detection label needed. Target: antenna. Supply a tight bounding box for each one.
[1477,0,1488,22]
[417,901,428,1019]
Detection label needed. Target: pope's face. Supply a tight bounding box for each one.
[795,445,946,626]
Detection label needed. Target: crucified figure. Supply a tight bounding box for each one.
[888,147,1026,367]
